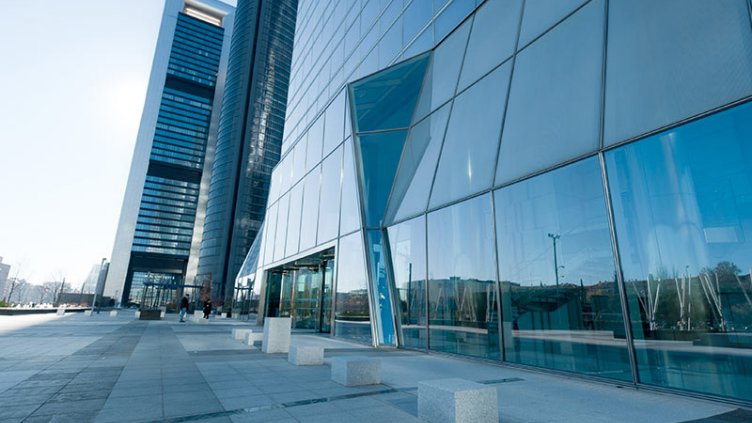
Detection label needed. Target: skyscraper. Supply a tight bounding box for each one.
[104,0,235,306]
[196,0,297,305]
[241,0,752,405]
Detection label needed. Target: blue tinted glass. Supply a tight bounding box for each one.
[518,0,587,48]
[323,90,347,157]
[318,146,343,243]
[285,183,304,258]
[357,130,409,227]
[388,215,427,349]
[335,231,372,343]
[379,16,403,68]
[340,139,362,235]
[299,166,320,252]
[457,0,521,91]
[273,194,289,262]
[351,53,430,132]
[307,116,324,170]
[605,0,752,145]
[606,101,752,401]
[366,229,397,346]
[495,157,630,380]
[427,194,500,359]
[403,0,432,44]
[497,0,604,185]
[430,61,510,208]
[414,17,471,121]
[386,103,450,224]
[434,0,475,42]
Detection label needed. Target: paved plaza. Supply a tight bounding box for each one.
[0,313,750,423]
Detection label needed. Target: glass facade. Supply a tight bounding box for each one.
[241,0,752,404]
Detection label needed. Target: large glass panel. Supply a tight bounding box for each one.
[366,230,397,345]
[517,0,588,48]
[263,203,278,265]
[388,215,427,349]
[386,103,450,224]
[340,139,362,234]
[323,90,347,157]
[427,194,499,359]
[335,232,372,343]
[292,137,307,184]
[307,116,324,170]
[318,145,343,244]
[497,0,604,185]
[351,53,430,132]
[378,16,403,68]
[457,0,521,91]
[605,0,752,146]
[414,17,471,122]
[606,102,752,401]
[430,62,510,208]
[285,183,304,258]
[357,130,408,227]
[433,0,474,42]
[403,0,432,45]
[273,194,289,262]
[299,166,320,252]
[495,157,630,380]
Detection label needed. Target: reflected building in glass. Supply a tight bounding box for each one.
[237,0,752,404]
[104,0,235,306]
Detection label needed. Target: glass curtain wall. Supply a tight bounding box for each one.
[606,101,752,401]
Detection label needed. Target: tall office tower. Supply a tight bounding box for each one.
[239,0,752,405]
[104,0,235,306]
[197,0,297,305]
[0,257,10,301]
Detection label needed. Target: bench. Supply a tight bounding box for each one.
[418,378,498,423]
[288,345,324,366]
[261,317,291,353]
[330,356,380,386]
[232,328,253,341]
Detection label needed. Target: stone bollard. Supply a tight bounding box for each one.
[134,311,141,319]
[417,378,498,423]
[261,317,291,353]
[109,310,118,317]
[245,332,263,347]
[232,328,253,341]
[84,310,92,317]
[56,308,65,315]
[288,345,324,366]
[330,356,380,386]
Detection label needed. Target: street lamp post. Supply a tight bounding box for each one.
[548,233,561,288]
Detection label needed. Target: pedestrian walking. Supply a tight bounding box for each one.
[179,294,189,322]
[203,300,212,319]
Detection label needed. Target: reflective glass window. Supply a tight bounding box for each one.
[434,0,474,42]
[427,194,499,359]
[292,137,307,184]
[497,0,604,185]
[430,62,510,208]
[299,166,321,252]
[307,116,324,171]
[335,231,372,343]
[518,0,588,48]
[351,53,429,132]
[605,0,752,145]
[388,215,427,349]
[318,146,343,244]
[386,103,450,224]
[273,193,289,262]
[403,0,432,45]
[606,102,752,401]
[414,17,471,122]
[495,157,630,380]
[379,16,403,68]
[285,183,304,258]
[340,139,362,235]
[323,90,346,157]
[457,0,521,91]
[357,130,408,227]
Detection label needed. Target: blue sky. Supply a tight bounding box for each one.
[0,1,228,286]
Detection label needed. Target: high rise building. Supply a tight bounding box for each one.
[0,257,10,301]
[196,0,297,305]
[240,0,752,405]
[104,0,235,306]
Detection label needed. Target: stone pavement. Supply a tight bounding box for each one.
[1,313,751,423]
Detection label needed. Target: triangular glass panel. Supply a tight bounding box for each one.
[384,103,451,224]
[350,53,430,133]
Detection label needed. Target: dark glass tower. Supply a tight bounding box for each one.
[197,0,298,304]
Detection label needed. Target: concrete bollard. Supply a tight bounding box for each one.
[261,317,291,353]
[330,356,380,386]
[417,378,498,423]
[288,345,324,366]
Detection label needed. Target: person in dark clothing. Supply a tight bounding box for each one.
[203,300,212,319]
[179,295,190,322]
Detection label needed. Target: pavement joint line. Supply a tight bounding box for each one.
[146,378,525,423]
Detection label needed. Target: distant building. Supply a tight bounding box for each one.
[104,0,235,306]
[196,0,298,305]
[0,257,10,301]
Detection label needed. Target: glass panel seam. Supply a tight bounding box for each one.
[489,189,505,363]
[515,0,595,53]
[598,151,639,386]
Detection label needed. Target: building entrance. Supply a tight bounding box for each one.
[265,248,335,333]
